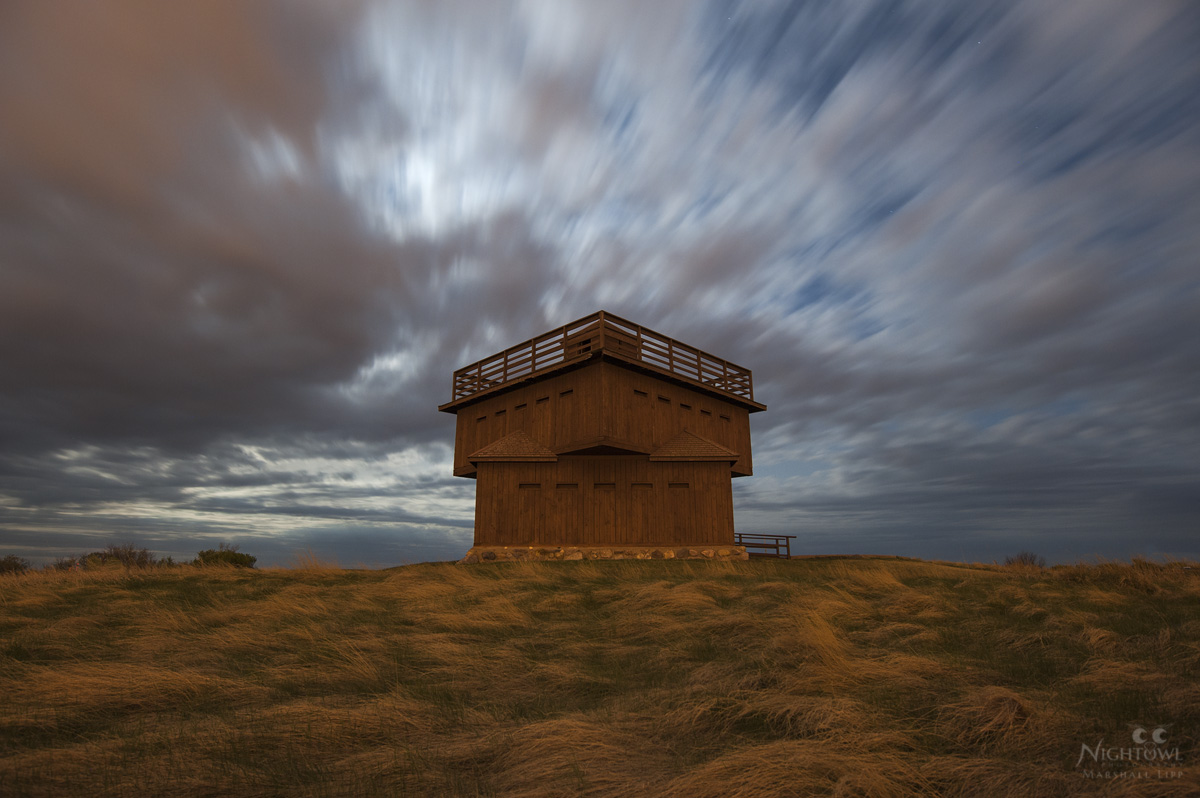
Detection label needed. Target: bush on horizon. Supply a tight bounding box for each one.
[80,543,159,569]
[0,555,30,575]
[1004,550,1046,568]
[194,543,257,568]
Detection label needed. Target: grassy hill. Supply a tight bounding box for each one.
[1,557,1197,796]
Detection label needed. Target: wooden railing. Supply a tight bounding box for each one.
[450,311,756,403]
[735,533,796,559]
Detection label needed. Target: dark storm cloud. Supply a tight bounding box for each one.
[0,1,570,453]
[2,0,1198,564]
[0,1,393,448]
[0,1,562,562]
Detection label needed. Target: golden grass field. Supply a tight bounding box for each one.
[1,555,1197,797]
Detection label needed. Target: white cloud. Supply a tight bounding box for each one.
[2,0,1198,564]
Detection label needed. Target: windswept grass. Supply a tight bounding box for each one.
[1,557,1197,796]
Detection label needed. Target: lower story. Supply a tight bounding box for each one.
[473,456,736,547]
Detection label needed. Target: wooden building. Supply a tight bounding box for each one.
[439,311,766,560]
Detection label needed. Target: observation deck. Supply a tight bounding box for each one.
[439,310,764,413]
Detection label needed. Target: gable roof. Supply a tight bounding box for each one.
[649,430,738,462]
[468,430,558,462]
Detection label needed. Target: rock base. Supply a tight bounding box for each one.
[459,545,749,563]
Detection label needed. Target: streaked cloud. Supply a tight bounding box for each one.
[2,0,1197,564]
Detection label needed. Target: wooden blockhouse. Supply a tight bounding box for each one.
[439,311,765,558]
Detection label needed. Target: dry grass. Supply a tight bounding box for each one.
[1,557,1197,796]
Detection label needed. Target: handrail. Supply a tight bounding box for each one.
[735,533,795,559]
[449,311,756,403]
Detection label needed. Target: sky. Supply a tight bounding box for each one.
[1,0,1198,567]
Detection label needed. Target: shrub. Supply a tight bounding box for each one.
[194,543,257,569]
[0,555,30,575]
[48,557,80,571]
[104,543,157,568]
[1004,551,1046,568]
[78,544,159,569]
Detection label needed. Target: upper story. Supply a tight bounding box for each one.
[439,311,766,477]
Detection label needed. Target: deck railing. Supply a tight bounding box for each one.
[450,311,755,403]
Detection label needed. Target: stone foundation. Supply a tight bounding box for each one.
[459,545,749,563]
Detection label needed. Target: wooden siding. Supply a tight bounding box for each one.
[452,366,602,476]
[452,360,753,477]
[600,363,754,476]
[474,457,735,547]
